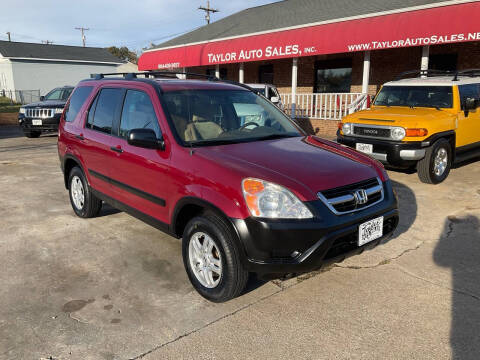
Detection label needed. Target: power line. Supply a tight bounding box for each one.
[75,27,90,47]
[198,0,218,24]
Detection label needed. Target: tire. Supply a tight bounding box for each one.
[182,212,248,302]
[417,138,452,184]
[24,131,41,138]
[68,166,102,218]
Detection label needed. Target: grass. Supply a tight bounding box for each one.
[0,96,21,113]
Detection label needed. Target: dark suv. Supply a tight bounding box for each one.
[19,86,73,137]
[58,72,399,302]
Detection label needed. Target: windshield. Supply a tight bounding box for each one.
[374,85,453,108]
[162,90,301,146]
[44,88,73,101]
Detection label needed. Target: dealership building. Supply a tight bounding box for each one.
[139,0,480,135]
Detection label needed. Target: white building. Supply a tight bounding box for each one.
[0,41,124,101]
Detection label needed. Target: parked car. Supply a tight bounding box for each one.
[337,70,480,184]
[58,72,399,302]
[246,83,283,109]
[18,86,73,138]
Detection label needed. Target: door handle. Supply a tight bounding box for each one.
[75,134,84,140]
[110,146,123,153]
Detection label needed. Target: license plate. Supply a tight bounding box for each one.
[358,216,383,246]
[356,143,373,154]
[32,119,42,126]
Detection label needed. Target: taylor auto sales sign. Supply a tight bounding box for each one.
[139,2,480,70]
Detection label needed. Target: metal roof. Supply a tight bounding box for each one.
[0,41,123,64]
[155,0,459,49]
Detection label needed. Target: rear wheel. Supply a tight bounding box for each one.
[182,212,248,302]
[417,138,452,184]
[68,166,102,218]
[24,131,41,138]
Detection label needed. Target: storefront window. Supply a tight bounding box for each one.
[314,59,352,93]
[258,64,274,84]
[429,54,457,71]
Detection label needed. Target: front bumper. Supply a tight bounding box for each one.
[18,114,60,132]
[231,180,399,275]
[337,133,427,168]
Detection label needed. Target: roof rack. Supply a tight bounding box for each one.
[452,69,480,81]
[90,70,218,81]
[394,69,480,82]
[88,70,260,94]
[394,69,455,81]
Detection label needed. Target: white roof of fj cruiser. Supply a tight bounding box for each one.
[385,76,480,87]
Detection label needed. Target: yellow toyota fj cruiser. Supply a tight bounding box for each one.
[338,70,480,184]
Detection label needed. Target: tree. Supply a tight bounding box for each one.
[106,46,138,64]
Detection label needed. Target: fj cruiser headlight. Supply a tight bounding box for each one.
[242,178,313,219]
[55,108,64,114]
[391,127,406,141]
[342,122,353,135]
[19,107,26,114]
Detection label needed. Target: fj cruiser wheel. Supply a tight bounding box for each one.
[24,131,41,138]
[417,138,452,184]
[182,212,248,302]
[68,166,102,218]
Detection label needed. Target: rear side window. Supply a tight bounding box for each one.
[65,86,93,123]
[86,88,124,134]
[458,84,480,109]
[119,90,161,138]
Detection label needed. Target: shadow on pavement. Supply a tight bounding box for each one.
[434,215,480,359]
[387,180,417,242]
[0,126,23,139]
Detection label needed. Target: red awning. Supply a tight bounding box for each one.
[139,2,480,70]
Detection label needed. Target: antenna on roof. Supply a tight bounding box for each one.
[75,27,90,47]
[198,1,219,24]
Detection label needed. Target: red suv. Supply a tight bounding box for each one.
[58,72,399,302]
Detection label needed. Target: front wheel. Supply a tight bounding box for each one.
[417,139,452,184]
[24,130,41,138]
[182,212,248,302]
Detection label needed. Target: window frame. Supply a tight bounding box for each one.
[458,83,480,110]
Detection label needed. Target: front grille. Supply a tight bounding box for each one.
[26,108,54,118]
[318,177,384,215]
[353,126,391,138]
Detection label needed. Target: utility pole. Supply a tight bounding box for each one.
[75,27,90,47]
[198,1,218,24]
[6,32,11,42]
[41,40,54,45]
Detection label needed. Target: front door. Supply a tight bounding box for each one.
[108,87,171,225]
[456,84,480,148]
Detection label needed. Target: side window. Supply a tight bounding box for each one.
[64,86,93,123]
[119,90,161,138]
[87,88,124,134]
[458,84,480,109]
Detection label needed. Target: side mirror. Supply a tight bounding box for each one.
[40,96,45,101]
[463,97,478,117]
[270,96,279,103]
[127,128,165,150]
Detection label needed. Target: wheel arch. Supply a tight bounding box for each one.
[63,154,87,189]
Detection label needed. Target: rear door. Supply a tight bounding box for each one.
[108,86,171,224]
[456,84,480,148]
[79,87,125,196]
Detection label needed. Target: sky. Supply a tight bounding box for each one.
[0,0,278,53]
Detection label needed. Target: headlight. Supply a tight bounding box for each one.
[242,178,313,219]
[19,107,26,114]
[55,108,64,114]
[391,127,406,141]
[342,122,353,135]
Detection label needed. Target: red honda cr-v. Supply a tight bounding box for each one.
[58,72,399,302]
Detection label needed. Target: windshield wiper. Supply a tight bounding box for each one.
[254,133,298,141]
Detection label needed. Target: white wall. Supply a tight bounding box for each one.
[117,61,138,73]
[0,58,15,92]
[10,60,118,95]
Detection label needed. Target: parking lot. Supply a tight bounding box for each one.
[1,126,479,360]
